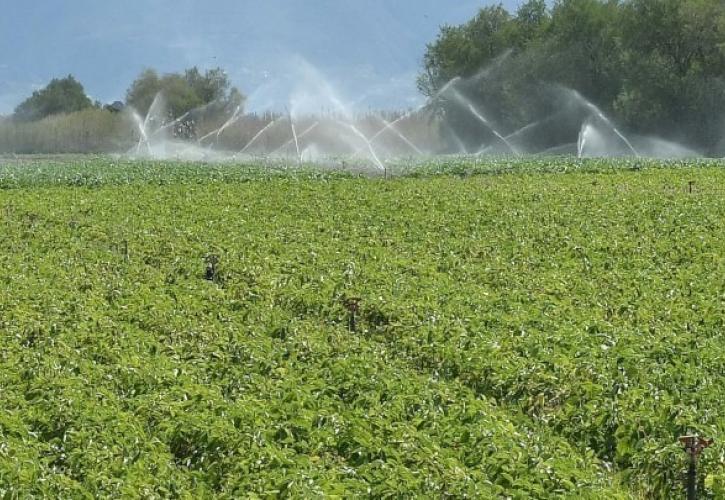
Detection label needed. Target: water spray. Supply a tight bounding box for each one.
[566,88,639,157]
[198,105,242,145]
[335,119,386,173]
[237,118,283,156]
[271,121,319,156]
[447,87,518,154]
[370,115,423,155]
[120,57,700,164]
[287,108,302,165]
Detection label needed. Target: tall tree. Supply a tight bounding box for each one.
[616,0,725,147]
[419,0,725,153]
[14,75,93,122]
[126,67,244,118]
[418,6,513,98]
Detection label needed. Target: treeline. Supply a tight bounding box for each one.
[0,102,428,156]
[419,0,725,154]
[0,109,132,154]
[0,62,437,155]
[0,67,428,155]
[0,68,245,154]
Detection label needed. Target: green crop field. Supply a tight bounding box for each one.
[1,156,723,498]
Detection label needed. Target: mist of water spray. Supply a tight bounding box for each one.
[539,143,577,156]
[445,122,468,154]
[288,114,302,164]
[119,55,706,164]
[198,105,242,145]
[577,124,588,158]
[336,120,385,171]
[566,88,639,157]
[447,87,518,154]
[271,121,319,156]
[237,118,283,155]
[478,119,548,155]
[131,112,151,155]
[367,115,423,155]
[143,93,166,136]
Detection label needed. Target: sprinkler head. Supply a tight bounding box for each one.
[679,436,714,458]
[343,297,361,332]
[204,254,219,281]
[343,297,361,312]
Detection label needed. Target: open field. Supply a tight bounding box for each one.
[0,157,723,497]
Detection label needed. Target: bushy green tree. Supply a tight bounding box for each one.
[126,67,244,118]
[13,75,94,122]
[419,0,725,153]
[616,0,725,146]
[545,0,621,106]
[418,6,513,97]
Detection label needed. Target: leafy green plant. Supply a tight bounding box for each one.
[0,156,722,497]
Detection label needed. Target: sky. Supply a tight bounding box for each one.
[0,1,524,115]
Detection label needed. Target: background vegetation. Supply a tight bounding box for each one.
[12,75,95,123]
[0,67,244,154]
[2,0,725,155]
[125,67,244,122]
[419,0,725,154]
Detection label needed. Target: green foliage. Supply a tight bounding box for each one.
[418,6,512,97]
[0,157,723,497]
[0,109,133,154]
[420,0,725,154]
[13,75,94,122]
[616,0,725,147]
[125,67,245,118]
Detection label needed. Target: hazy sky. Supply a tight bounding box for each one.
[0,1,525,114]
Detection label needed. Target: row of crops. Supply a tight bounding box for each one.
[0,154,723,187]
[1,157,723,497]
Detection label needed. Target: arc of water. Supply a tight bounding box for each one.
[577,124,588,158]
[197,128,219,145]
[591,108,637,157]
[428,58,522,156]
[447,123,468,155]
[537,143,578,156]
[368,105,424,143]
[401,76,461,124]
[335,120,385,171]
[198,106,242,145]
[567,89,639,157]
[142,93,165,136]
[152,99,231,142]
[271,122,319,156]
[288,112,302,165]
[436,77,463,101]
[506,120,543,141]
[447,88,518,154]
[478,120,544,155]
[370,116,423,155]
[149,110,192,140]
[215,106,243,140]
[476,112,574,155]
[237,118,282,155]
[468,49,513,84]
[131,112,151,155]
[419,49,510,112]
